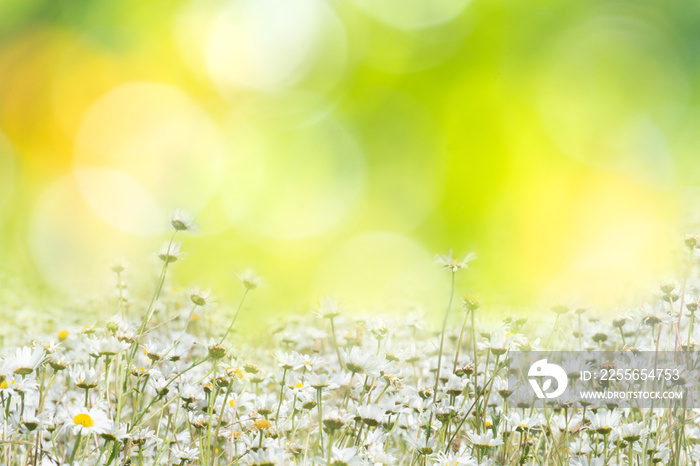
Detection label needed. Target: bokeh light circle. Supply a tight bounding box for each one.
[74,82,225,216]
[203,0,347,92]
[220,116,365,240]
[538,13,688,184]
[74,168,165,236]
[29,173,152,292]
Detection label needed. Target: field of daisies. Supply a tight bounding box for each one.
[3,214,700,465]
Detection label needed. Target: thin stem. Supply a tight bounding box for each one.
[330,317,343,369]
[220,289,250,344]
[317,388,324,449]
[327,429,334,466]
[453,308,470,373]
[427,271,456,440]
[140,230,178,335]
[275,368,287,430]
[130,356,209,430]
[688,312,696,351]
[677,247,694,349]
[117,270,125,320]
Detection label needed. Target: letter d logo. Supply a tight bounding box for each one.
[528,359,568,399]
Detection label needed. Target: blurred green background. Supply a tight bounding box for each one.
[0,0,696,322]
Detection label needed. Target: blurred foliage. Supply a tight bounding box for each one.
[0,0,696,323]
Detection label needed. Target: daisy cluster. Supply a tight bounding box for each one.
[2,219,700,465]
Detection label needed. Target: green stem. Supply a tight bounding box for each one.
[129,357,209,430]
[317,388,324,449]
[139,230,178,336]
[427,271,456,441]
[220,289,250,344]
[330,317,343,369]
[327,429,334,466]
[619,327,626,347]
[453,308,470,374]
[69,432,82,464]
[677,247,694,349]
[275,368,287,430]
[117,270,125,320]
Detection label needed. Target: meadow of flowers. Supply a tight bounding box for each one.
[2,215,700,465]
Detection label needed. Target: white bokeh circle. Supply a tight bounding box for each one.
[29,173,152,292]
[74,82,225,218]
[203,0,347,92]
[74,168,165,236]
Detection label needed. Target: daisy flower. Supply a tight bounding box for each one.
[617,421,647,443]
[435,251,476,272]
[316,296,342,319]
[169,209,197,232]
[316,446,363,466]
[66,407,112,435]
[431,452,478,466]
[238,269,262,290]
[467,430,504,449]
[341,347,385,377]
[589,410,621,435]
[70,367,99,390]
[635,303,674,327]
[85,337,130,358]
[158,242,183,264]
[183,286,212,310]
[172,445,200,463]
[356,404,386,427]
[10,346,45,375]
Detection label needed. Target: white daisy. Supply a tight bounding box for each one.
[66,407,112,435]
[435,251,476,272]
[10,346,45,375]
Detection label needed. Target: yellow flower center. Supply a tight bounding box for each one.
[58,330,69,341]
[296,382,304,389]
[254,419,271,430]
[192,314,200,322]
[73,413,94,428]
[1,379,16,389]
